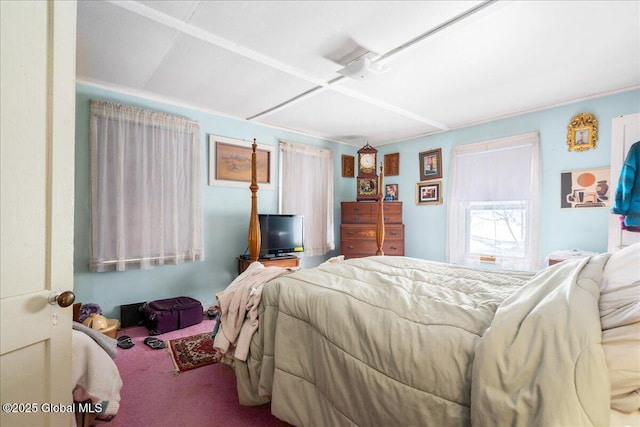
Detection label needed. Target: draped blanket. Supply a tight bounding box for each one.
[213,261,297,365]
[472,253,610,426]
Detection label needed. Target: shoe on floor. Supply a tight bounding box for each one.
[144,337,166,349]
[117,335,134,349]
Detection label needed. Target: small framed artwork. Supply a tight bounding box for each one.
[208,135,274,189]
[419,148,442,181]
[416,181,442,205]
[560,167,610,208]
[342,155,355,178]
[567,112,598,152]
[384,184,398,201]
[357,177,378,201]
[384,153,400,176]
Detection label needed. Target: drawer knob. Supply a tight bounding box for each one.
[348,245,355,249]
[353,216,360,222]
[389,231,397,236]
[347,231,355,236]
[384,216,390,221]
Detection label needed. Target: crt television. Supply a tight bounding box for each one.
[258,214,304,257]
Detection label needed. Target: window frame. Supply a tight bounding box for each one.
[464,200,529,263]
[447,132,540,270]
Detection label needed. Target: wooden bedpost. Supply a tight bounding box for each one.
[248,139,261,262]
[376,163,385,256]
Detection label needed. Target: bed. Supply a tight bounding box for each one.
[221,142,639,426]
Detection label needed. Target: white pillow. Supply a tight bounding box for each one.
[600,243,640,330]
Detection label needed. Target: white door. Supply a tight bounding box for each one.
[0,1,76,426]
[608,112,640,252]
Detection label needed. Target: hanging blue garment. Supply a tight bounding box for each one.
[612,140,640,227]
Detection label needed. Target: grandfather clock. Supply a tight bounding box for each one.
[356,143,378,201]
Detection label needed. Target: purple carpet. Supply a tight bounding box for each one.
[104,317,292,426]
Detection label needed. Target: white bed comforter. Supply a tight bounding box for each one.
[237,256,526,424]
[235,255,612,426]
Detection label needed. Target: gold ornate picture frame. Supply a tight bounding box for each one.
[567,112,598,152]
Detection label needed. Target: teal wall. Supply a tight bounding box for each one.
[74,83,356,319]
[74,84,639,320]
[376,89,640,264]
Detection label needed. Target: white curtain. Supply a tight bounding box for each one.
[89,100,203,272]
[279,141,334,256]
[447,132,540,270]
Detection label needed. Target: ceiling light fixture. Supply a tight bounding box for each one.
[337,52,389,81]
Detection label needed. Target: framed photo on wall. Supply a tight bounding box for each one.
[385,184,398,200]
[419,148,442,181]
[208,135,274,189]
[342,155,355,177]
[566,112,598,152]
[416,181,442,205]
[384,153,400,176]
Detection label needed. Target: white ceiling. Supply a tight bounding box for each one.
[76,0,640,146]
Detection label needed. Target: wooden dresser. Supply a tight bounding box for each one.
[340,201,405,259]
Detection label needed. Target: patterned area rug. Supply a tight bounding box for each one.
[168,332,218,372]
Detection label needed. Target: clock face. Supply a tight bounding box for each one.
[359,153,376,174]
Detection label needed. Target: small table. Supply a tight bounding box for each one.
[237,255,300,275]
[547,249,597,266]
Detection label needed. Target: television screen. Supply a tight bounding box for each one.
[258,214,304,257]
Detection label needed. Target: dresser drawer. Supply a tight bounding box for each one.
[341,224,404,239]
[384,224,404,240]
[382,239,404,255]
[377,202,402,223]
[342,213,400,224]
[341,213,375,224]
[341,202,374,223]
[341,224,376,240]
[380,212,402,224]
[342,202,374,215]
[378,202,402,215]
[341,239,404,258]
[342,202,402,224]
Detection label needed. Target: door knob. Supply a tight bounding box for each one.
[48,290,75,307]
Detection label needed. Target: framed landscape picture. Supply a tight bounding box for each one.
[208,135,274,189]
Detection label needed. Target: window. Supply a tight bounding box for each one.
[279,141,335,257]
[89,100,203,272]
[466,201,527,259]
[448,132,540,270]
